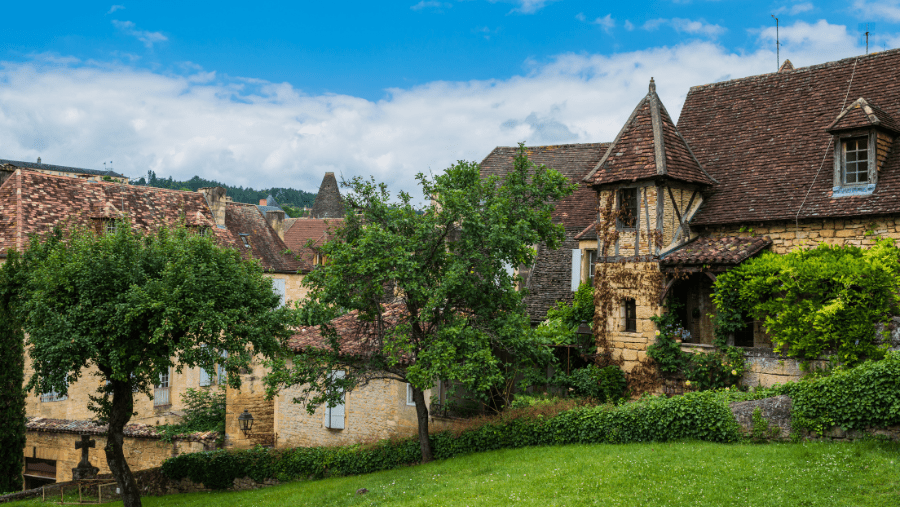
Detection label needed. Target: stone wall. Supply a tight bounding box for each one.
[698,214,900,254]
[264,272,307,306]
[598,261,664,373]
[24,431,209,484]
[224,361,275,449]
[272,377,450,449]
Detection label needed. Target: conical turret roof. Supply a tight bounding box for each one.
[310,172,345,219]
[583,79,715,187]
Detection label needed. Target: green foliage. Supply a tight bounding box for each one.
[135,170,316,211]
[507,393,567,409]
[765,351,900,435]
[162,390,743,489]
[538,282,594,347]
[265,145,576,460]
[749,406,781,442]
[0,251,26,492]
[555,365,627,402]
[714,240,900,366]
[647,299,745,390]
[157,389,227,443]
[295,299,341,327]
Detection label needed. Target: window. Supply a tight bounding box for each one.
[406,384,417,406]
[218,351,228,385]
[40,375,68,403]
[617,188,638,230]
[199,349,228,387]
[325,371,346,429]
[587,250,597,283]
[842,138,869,185]
[155,369,170,407]
[239,233,251,248]
[623,298,637,333]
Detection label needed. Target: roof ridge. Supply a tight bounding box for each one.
[689,48,900,93]
[582,92,651,183]
[20,169,206,196]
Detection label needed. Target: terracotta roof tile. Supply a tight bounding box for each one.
[583,79,714,187]
[288,303,408,359]
[660,236,772,266]
[574,222,597,240]
[219,202,308,273]
[826,98,900,134]
[679,49,900,225]
[283,218,344,267]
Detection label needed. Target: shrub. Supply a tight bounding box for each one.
[157,388,226,442]
[563,364,627,402]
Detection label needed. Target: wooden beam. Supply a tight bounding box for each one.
[659,276,678,305]
[655,184,664,255]
[705,272,718,282]
[643,186,652,255]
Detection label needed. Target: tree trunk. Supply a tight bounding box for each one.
[105,381,141,507]
[411,386,433,463]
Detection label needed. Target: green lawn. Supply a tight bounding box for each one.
[15,440,900,507]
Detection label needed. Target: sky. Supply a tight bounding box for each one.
[1,1,899,198]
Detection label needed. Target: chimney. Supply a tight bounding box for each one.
[198,187,227,228]
[265,210,285,240]
[259,198,267,206]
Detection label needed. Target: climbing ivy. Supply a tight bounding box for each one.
[713,240,900,367]
[0,252,26,493]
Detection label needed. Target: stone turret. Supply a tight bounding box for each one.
[309,172,345,219]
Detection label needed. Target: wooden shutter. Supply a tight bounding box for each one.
[571,249,582,291]
[272,278,286,308]
[326,371,346,429]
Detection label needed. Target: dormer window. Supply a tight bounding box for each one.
[841,137,869,185]
[617,188,638,230]
[827,98,899,197]
[239,233,251,248]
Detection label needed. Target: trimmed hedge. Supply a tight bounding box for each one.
[162,390,741,489]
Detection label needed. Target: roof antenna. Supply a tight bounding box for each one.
[858,23,876,54]
[771,15,780,71]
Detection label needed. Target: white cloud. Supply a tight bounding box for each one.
[111,20,167,49]
[410,1,451,11]
[0,21,870,197]
[493,0,560,15]
[773,2,814,15]
[624,20,635,31]
[643,18,726,38]
[593,14,615,33]
[575,12,586,22]
[853,0,900,21]
[107,5,124,14]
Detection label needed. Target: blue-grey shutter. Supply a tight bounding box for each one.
[571,249,582,291]
[327,371,346,429]
[199,367,211,387]
[218,351,228,385]
[272,278,286,308]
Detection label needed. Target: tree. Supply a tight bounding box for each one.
[6,221,297,507]
[0,253,26,493]
[265,146,575,462]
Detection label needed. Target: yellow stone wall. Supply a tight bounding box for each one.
[699,215,900,254]
[25,431,208,483]
[265,272,307,305]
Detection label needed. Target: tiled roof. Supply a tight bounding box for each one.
[218,202,309,273]
[480,143,609,229]
[288,303,409,359]
[25,416,218,441]
[283,218,343,266]
[679,49,900,225]
[0,170,306,273]
[826,98,900,134]
[0,158,127,179]
[583,79,714,187]
[574,222,597,241]
[310,173,345,219]
[660,236,772,266]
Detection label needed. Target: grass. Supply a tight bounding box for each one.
[12,440,900,507]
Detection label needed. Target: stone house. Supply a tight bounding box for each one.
[0,167,308,484]
[586,50,900,386]
[1,158,129,184]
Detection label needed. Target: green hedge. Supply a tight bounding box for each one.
[766,351,900,434]
[162,390,741,489]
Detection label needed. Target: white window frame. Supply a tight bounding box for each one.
[154,369,171,407]
[842,137,869,185]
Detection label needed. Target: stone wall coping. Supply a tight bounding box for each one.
[26,416,218,442]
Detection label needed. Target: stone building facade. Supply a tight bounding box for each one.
[0,168,307,485]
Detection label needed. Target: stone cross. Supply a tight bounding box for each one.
[72,434,99,481]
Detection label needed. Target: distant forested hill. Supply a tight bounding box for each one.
[133,171,316,211]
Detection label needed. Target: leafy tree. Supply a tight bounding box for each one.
[5,221,296,507]
[0,253,26,493]
[265,145,575,463]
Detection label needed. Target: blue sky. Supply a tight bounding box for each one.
[2,1,899,195]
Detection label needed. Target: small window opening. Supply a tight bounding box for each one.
[587,250,597,283]
[843,138,869,185]
[239,233,251,248]
[624,298,637,332]
[104,219,117,235]
[617,188,637,230]
[406,384,417,406]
